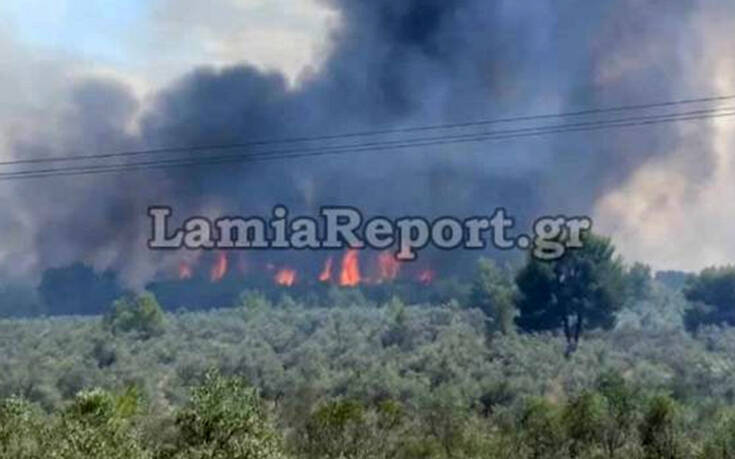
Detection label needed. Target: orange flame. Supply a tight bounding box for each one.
[417,269,436,285]
[319,257,334,282]
[339,250,361,287]
[210,252,228,282]
[178,262,193,280]
[377,251,400,282]
[275,268,296,287]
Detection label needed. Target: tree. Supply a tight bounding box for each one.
[625,262,654,302]
[0,396,45,458]
[299,398,406,459]
[103,291,165,339]
[381,296,410,348]
[638,395,682,459]
[655,270,689,291]
[49,388,150,459]
[39,263,123,316]
[469,258,517,335]
[516,233,625,355]
[596,371,638,458]
[683,266,735,332]
[419,387,473,458]
[239,290,272,321]
[164,370,286,459]
[302,399,367,459]
[0,283,44,318]
[518,398,566,459]
[563,392,606,458]
[701,412,735,459]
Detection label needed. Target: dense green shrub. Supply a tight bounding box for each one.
[701,412,735,459]
[6,284,735,458]
[161,370,286,459]
[0,396,45,458]
[684,266,735,332]
[563,391,606,457]
[301,399,370,458]
[596,371,639,458]
[638,395,683,459]
[103,291,165,338]
[518,397,566,459]
[469,258,517,335]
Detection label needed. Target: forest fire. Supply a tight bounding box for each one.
[172,249,436,287]
[339,250,361,287]
[210,252,228,282]
[274,268,296,287]
[178,262,193,280]
[417,269,436,285]
[377,251,401,282]
[319,257,333,282]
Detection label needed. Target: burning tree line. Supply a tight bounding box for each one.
[178,249,436,288]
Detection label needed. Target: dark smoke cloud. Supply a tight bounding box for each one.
[1,0,728,286]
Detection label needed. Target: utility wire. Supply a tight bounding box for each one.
[2,106,733,181]
[1,94,734,167]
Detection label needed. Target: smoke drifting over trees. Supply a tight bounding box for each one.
[1,0,734,286]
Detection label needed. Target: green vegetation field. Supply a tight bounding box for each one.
[4,238,735,458]
[1,293,735,457]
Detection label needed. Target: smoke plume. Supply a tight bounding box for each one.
[1,0,734,287]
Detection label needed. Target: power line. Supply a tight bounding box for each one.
[4,107,733,179]
[1,94,734,167]
[2,106,733,181]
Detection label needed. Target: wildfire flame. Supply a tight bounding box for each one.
[210,252,228,282]
[275,268,296,287]
[417,269,436,285]
[339,250,361,287]
[377,251,400,282]
[319,257,333,282]
[175,250,438,287]
[178,262,193,280]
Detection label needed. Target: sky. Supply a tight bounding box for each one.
[0,0,334,90]
[0,0,335,283]
[1,0,735,283]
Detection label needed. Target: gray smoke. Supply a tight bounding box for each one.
[0,0,729,286]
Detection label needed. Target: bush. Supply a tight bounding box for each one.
[163,370,286,459]
[49,388,149,459]
[596,371,639,458]
[469,258,517,335]
[518,398,566,459]
[638,395,682,459]
[103,292,165,339]
[683,266,735,332]
[301,399,367,459]
[299,398,407,459]
[701,412,735,459]
[563,391,606,457]
[0,396,45,458]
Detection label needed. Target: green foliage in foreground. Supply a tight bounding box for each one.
[162,371,285,459]
[0,372,285,459]
[3,374,735,459]
[4,296,735,458]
